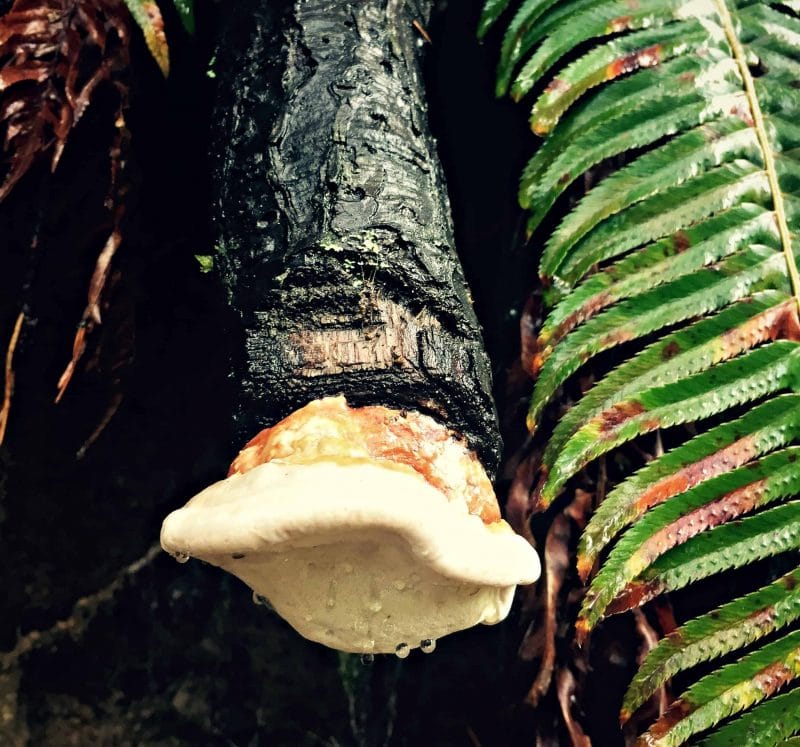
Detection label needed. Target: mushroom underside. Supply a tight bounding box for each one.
[161,460,540,653]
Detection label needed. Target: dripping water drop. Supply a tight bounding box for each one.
[173,551,190,564]
[252,591,270,607]
[360,653,375,664]
[395,643,410,659]
[420,638,436,654]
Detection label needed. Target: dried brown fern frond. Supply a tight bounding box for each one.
[0,0,134,200]
[0,0,174,441]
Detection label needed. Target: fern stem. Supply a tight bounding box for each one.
[714,0,800,310]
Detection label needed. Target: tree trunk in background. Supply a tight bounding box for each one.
[211,0,501,471]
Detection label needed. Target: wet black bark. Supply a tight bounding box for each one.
[212,0,501,471]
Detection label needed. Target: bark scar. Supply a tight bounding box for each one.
[290,294,439,376]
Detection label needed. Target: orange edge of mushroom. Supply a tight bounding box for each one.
[229,395,505,527]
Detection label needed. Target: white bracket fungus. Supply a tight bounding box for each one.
[161,397,540,654]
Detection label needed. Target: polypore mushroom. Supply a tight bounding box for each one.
[167,0,542,655]
[161,396,540,654]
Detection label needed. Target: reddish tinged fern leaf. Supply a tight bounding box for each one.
[623,565,800,721]
[122,0,168,75]
[579,451,800,634]
[639,629,800,746]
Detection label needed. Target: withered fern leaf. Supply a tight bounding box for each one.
[0,0,174,201]
[0,0,131,199]
[484,0,800,743]
[0,0,176,412]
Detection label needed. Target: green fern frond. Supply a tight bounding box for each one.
[536,208,779,359]
[609,501,800,619]
[623,566,800,721]
[698,687,800,746]
[579,393,800,578]
[580,451,800,632]
[528,254,791,432]
[478,0,514,38]
[699,689,800,747]
[641,629,800,746]
[488,0,800,740]
[542,341,800,505]
[172,0,195,34]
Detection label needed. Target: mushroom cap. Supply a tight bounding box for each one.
[228,396,502,523]
[161,397,540,654]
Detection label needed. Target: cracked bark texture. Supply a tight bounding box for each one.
[212,0,501,471]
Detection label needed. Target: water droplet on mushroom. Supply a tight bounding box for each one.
[173,551,190,564]
[341,562,354,574]
[395,643,410,659]
[366,599,382,613]
[392,579,406,591]
[354,619,369,635]
[420,638,436,654]
[252,591,270,607]
[360,653,375,664]
[326,597,336,609]
[326,580,337,608]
